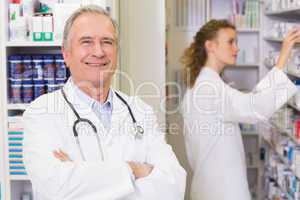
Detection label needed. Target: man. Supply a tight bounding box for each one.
[23,5,186,200]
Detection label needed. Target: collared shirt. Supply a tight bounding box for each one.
[73,82,113,131]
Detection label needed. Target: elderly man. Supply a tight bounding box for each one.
[23,4,186,200]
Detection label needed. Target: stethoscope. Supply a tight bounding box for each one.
[61,88,144,161]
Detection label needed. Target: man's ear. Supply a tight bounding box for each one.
[61,47,70,68]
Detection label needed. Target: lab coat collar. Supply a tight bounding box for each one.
[194,66,222,86]
[201,66,221,78]
[109,90,133,138]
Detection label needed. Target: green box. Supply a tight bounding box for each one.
[43,32,53,41]
[33,32,43,41]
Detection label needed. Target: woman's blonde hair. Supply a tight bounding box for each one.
[181,19,235,88]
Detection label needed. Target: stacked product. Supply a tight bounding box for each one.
[9,0,107,42]
[9,0,54,41]
[265,0,300,12]
[8,54,67,104]
[229,0,260,29]
[264,154,300,200]
[8,116,26,176]
[266,22,300,39]
[273,107,300,144]
[260,108,300,199]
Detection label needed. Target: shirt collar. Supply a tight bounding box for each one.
[71,79,113,109]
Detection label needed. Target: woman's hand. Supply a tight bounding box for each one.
[276,28,300,70]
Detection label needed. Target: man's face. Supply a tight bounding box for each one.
[62,13,117,89]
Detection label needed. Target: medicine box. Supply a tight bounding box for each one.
[42,15,53,41]
[32,16,43,41]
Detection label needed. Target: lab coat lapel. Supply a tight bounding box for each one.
[106,90,132,145]
[62,80,108,161]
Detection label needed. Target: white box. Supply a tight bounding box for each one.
[43,15,53,32]
[32,16,43,32]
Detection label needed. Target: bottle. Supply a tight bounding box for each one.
[21,0,35,17]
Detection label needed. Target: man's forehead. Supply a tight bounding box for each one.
[73,13,113,27]
[70,14,116,36]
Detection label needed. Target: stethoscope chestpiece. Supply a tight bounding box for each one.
[134,124,144,140]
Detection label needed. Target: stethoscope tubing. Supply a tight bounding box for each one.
[61,88,144,161]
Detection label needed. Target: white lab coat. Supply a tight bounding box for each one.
[23,79,186,200]
[181,67,297,200]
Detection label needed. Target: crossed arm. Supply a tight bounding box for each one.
[53,149,154,180]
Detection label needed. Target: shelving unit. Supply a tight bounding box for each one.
[261,1,300,196]
[0,1,119,200]
[261,123,300,199]
[5,41,62,47]
[7,104,30,111]
[9,175,30,182]
[261,3,300,195]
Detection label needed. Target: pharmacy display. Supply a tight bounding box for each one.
[228,0,260,29]
[9,0,106,42]
[8,54,67,104]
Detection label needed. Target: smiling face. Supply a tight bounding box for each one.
[62,13,117,89]
[210,28,239,68]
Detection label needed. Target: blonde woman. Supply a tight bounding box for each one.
[181,19,300,200]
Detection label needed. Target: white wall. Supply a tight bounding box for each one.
[119,0,166,125]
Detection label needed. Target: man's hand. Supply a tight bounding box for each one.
[277,28,300,70]
[127,161,154,179]
[53,149,72,162]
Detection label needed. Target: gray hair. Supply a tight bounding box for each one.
[62,4,119,49]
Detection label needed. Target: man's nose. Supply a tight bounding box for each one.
[93,42,105,57]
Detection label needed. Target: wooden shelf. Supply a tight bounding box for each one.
[265,7,300,16]
[7,104,30,110]
[6,40,62,47]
